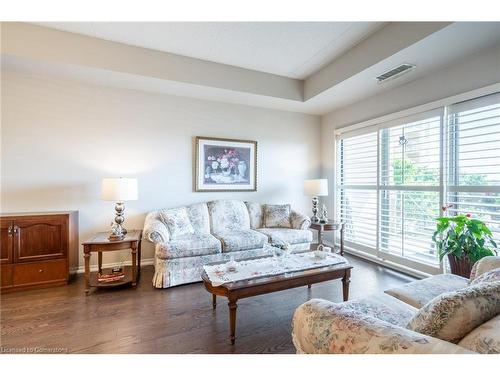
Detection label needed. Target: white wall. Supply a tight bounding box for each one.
[320,43,500,242]
[1,72,321,268]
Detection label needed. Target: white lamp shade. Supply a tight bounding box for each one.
[304,179,328,196]
[101,178,138,201]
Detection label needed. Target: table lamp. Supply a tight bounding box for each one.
[101,177,138,240]
[304,179,328,223]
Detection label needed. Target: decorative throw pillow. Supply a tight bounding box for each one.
[470,268,500,285]
[264,204,291,228]
[469,256,500,281]
[245,201,263,229]
[160,207,194,239]
[407,281,500,343]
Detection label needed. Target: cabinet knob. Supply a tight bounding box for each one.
[38,269,44,273]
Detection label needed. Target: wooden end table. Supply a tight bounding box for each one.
[202,257,352,344]
[310,220,345,255]
[82,230,142,295]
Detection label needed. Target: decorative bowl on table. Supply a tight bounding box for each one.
[314,251,327,259]
[268,240,291,265]
[225,255,238,272]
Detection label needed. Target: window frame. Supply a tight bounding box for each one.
[334,87,500,275]
[336,109,445,274]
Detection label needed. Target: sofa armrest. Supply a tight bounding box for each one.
[292,298,473,354]
[470,256,500,281]
[291,210,311,230]
[143,211,170,243]
[155,242,172,260]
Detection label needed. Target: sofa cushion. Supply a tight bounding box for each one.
[155,233,222,259]
[264,204,291,228]
[407,281,500,343]
[256,228,312,245]
[208,200,251,233]
[214,230,268,252]
[458,315,500,354]
[342,293,418,328]
[470,268,500,285]
[385,274,469,309]
[186,203,210,234]
[245,201,263,229]
[160,207,194,239]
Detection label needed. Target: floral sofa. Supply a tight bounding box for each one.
[144,200,312,288]
[292,256,500,354]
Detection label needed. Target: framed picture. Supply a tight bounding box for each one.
[195,136,257,192]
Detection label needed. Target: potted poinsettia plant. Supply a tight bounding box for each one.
[432,207,497,277]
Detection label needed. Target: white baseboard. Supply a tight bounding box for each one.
[73,245,431,279]
[323,241,429,280]
[72,258,155,274]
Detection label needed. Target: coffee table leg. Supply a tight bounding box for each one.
[228,297,238,345]
[212,294,217,309]
[342,269,351,301]
[307,284,311,289]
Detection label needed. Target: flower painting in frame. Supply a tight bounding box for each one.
[195,136,257,192]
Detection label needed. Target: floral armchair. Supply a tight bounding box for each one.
[292,256,500,354]
[292,298,472,354]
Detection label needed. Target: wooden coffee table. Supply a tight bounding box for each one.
[201,255,352,344]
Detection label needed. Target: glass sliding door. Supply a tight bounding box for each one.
[335,92,499,274]
[378,112,442,271]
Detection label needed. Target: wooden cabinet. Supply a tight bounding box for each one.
[1,219,14,264]
[0,212,78,292]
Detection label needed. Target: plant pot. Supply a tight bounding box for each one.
[447,254,473,278]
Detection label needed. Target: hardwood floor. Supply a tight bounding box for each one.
[0,254,416,354]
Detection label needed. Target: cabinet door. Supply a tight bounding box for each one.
[1,218,14,264]
[14,216,68,263]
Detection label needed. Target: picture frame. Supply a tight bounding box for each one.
[195,136,257,192]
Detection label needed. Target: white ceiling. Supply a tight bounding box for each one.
[3,22,499,115]
[34,22,385,79]
[305,22,500,112]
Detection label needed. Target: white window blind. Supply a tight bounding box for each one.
[337,131,378,251]
[446,93,500,243]
[335,92,500,274]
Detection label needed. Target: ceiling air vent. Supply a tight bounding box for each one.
[376,63,415,83]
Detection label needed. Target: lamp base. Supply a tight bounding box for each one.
[311,196,319,223]
[109,201,127,240]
